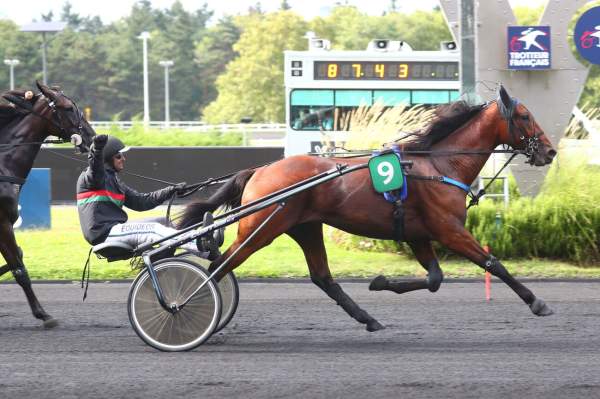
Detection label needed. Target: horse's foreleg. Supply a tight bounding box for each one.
[439,225,553,316]
[287,223,384,332]
[370,240,443,294]
[0,223,58,328]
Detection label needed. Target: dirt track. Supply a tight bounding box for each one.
[1,280,600,398]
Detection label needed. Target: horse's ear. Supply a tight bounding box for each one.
[498,85,511,110]
[36,80,55,99]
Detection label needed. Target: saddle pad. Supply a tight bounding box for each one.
[368,152,404,193]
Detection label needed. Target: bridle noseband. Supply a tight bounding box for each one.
[497,97,540,165]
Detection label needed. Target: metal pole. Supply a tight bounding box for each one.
[9,64,14,90]
[139,32,151,128]
[460,0,477,103]
[159,60,173,129]
[4,59,19,90]
[41,32,47,84]
[164,65,170,128]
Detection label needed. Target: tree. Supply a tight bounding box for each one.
[202,11,308,123]
[280,0,291,11]
[195,16,241,113]
[0,20,45,89]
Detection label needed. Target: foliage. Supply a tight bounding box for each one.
[2,3,600,125]
[513,6,543,26]
[93,124,243,146]
[202,11,308,123]
[0,1,212,121]
[195,16,241,115]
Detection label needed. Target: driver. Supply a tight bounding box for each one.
[76,134,215,258]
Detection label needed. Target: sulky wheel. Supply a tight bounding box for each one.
[178,253,239,332]
[127,257,221,352]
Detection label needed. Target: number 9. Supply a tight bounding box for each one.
[377,161,394,185]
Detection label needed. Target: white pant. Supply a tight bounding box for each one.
[105,222,200,253]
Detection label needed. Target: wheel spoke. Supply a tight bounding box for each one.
[129,260,220,350]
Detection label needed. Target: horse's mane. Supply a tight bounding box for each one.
[0,90,35,130]
[404,100,486,150]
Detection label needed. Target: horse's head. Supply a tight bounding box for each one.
[35,81,96,153]
[497,85,556,166]
[2,82,96,153]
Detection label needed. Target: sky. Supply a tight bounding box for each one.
[0,0,547,25]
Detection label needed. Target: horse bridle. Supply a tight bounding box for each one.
[497,96,541,165]
[35,92,86,148]
[0,92,88,185]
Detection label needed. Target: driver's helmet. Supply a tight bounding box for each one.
[103,136,130,163]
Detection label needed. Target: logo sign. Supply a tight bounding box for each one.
[574,6,600,64]
[368,153,404,193]
[507,26,551,70]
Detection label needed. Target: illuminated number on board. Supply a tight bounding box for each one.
[352,64,362,78]
[327,64,338,78]
[377,161,394,185]
[375,64,385,78]
[398,64,408,78]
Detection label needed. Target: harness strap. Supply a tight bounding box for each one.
[405,173,471,193]
[81,247,93,301]
[0,175,26,185]
[466,152,517,209]
[392,200,405,242]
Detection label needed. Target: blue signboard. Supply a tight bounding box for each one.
[574,6,600,64]
[15,168,51,229]
[507,26,551,70]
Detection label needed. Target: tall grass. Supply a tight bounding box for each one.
[343,102,435,150]
[467,155,600,263]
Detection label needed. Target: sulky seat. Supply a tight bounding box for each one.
[92,241,135,262]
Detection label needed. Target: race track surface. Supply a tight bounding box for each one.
[1,280,599,398]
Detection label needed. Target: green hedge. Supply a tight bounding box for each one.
[90,124,243,146]
[331,156,600,264]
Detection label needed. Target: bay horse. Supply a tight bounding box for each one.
[0,81,95,328]
[177,86,556,332]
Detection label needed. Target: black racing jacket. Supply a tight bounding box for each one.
[76,145,175,245]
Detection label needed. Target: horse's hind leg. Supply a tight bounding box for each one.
[0,221,58,328]
[370,240,443,294]
[287,223,384,332]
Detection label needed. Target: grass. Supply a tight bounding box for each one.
[2,207,600,281]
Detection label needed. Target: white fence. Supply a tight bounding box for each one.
[90,121,286,132]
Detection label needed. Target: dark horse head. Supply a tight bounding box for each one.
[1,81,95,153]
[496,85,556,166]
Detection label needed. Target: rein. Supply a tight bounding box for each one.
[43,148,277,226]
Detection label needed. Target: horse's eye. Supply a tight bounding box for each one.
[521,115,530,122]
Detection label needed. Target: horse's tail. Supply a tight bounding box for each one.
[175,169,255,229]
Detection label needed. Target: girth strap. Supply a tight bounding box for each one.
[0,175,26,185]
[392,200,405,242]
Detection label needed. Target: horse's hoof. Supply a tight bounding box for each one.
[369,275,388,291]
[529,298,554,316]
[366,320,385,332]
[43,318,59,329]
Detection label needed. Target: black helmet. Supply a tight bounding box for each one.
[103,136,129,163]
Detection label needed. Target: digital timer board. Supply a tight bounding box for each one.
[314,61,459,81]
